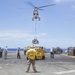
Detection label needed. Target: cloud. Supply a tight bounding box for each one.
[39,38,75,48]
[0,30,46,40]
[54,0,75,3]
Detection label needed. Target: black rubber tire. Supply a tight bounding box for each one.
[42,56,45,60]
[27,57,28,60]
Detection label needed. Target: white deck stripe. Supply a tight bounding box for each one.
[0,67,2,69]
[55,70,75,74]
[6,63,9,66]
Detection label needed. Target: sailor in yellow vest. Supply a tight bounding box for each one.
[26,45,37,73]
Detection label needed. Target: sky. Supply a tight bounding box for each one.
[0,0,75,48]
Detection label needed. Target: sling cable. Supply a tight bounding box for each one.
[32,19,39,44]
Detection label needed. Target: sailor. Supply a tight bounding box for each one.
[26,45,37,73]
[17,47,21,59]
[24,47,27,55]
[0,47,3,58]
[50,47,54,58]
[4,46,8,59]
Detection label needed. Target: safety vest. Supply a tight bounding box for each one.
[26,49,36,60]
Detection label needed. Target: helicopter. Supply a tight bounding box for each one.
[26,2,56,21]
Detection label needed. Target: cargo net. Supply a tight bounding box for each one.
[32,38,39,44]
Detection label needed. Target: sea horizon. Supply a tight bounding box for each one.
[2,48,67,53]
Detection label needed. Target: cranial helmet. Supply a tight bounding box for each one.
[30,45,35,48]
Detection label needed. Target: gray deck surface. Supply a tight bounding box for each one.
[0,52,75,75]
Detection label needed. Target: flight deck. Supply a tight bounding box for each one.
[0,52,75,75]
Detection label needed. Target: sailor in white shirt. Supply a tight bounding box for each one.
[4,46,8,59]
[50,47,54,58]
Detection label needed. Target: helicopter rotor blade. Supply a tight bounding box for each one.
[26,2,35,7]
[38,4,56,8]
[37,8,43,11]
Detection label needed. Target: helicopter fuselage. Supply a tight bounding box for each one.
[27,2,55,21]
[32,8,40,21]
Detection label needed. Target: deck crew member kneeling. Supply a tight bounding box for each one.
[26,45,37,73]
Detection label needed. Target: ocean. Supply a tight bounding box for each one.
[2,48,67,53]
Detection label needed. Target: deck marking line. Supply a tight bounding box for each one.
[62,54,75,58]
[0,67,2,69]
[6,63,10,66]
[55,70,75,74]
